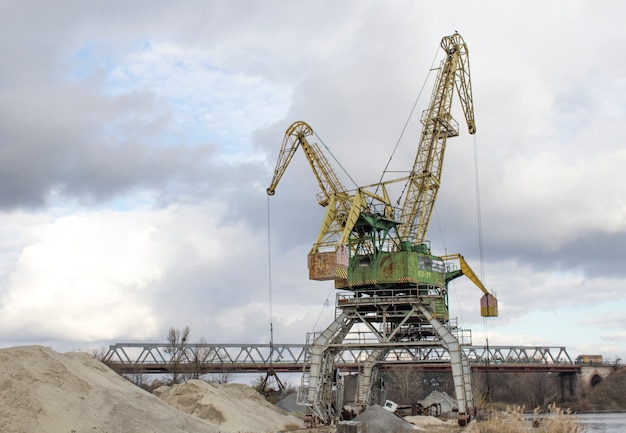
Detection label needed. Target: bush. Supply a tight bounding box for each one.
[477,404,584,433]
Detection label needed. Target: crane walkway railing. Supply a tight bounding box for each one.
[103,343,577,375]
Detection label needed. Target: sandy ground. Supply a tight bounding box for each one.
[0,345,304,433]
[404,414,456,430]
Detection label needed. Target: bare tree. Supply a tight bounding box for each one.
[123,372,149,389]
[188,336,210,380]
[523,372,557,408]
[90,346,109,362]
[485,372,558,409]
[383,370,454,406]
[251,375,269,394]
[385,368,424,404]
[209,360,235,384]
[165,326,190,384]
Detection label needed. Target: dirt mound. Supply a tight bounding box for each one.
[154,379,305,432]
[0,345,218,433]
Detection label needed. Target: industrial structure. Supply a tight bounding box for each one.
[103,342,599,404]
[104,343,575,375]
[266,33,497,426]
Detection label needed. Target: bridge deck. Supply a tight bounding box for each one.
[103,343,578,375]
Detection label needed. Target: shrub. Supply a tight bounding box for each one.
[476,404,584,433]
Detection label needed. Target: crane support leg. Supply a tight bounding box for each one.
[300,309,353,423]
[416,304,474,426]
[356,349,384,407]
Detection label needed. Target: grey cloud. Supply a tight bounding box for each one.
[0,80,218,208]
[1,0,626,361]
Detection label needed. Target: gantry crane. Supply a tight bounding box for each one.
[267,33,496,426]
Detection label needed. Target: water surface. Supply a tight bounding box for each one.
[576,412,626,433]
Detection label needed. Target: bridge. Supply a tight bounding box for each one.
[103,343,579,375]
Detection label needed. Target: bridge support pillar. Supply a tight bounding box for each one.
[557,372,577,402]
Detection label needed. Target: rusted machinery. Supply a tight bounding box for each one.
[267,32,497,426]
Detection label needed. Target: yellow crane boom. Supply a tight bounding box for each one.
[267,121,348,207]
[399,33,476,244]
[266,121,353,255]
[442,254,498,317]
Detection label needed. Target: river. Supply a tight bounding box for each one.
[576,413,626,432]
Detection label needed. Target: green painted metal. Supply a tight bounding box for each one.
[342,209,451,320]
[348,250,445,288]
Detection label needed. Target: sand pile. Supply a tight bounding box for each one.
[0,345,304,433]
[404,414,454,430]
[154,379,305,432]
[0,345,218,433]
[276,393,307,415]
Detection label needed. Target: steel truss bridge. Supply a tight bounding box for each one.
[103,343,579,375]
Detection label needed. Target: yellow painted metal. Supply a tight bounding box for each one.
[267,121,353,253]
[399,33,476,244]
[267,121,348,206]
[442,253,498,317]
[267,121,395,256]
[480,294,498,317]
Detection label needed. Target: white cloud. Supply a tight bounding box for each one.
[0,211,164,341]
[0,0,625,366]
[0,202,270,343]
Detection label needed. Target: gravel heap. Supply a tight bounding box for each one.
[354,404,417,432]
[419,390,458,414]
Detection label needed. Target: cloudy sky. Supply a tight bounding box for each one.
[0,1,624,366]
